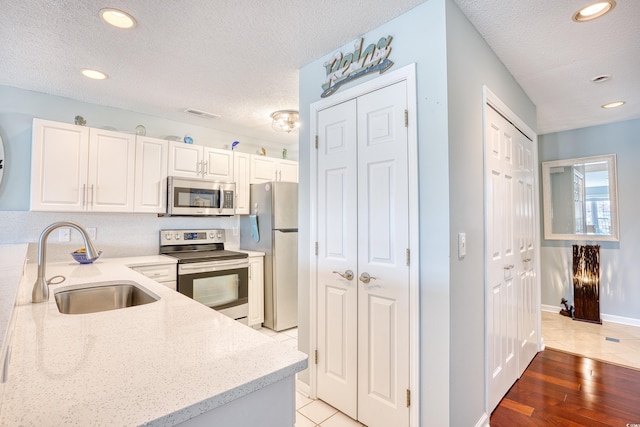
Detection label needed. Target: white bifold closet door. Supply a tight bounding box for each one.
[485,105,538,413]
[316,81,410,427]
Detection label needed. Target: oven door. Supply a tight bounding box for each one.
[177,259,249,320]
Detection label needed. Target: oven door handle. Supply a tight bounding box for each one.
[179,260,249,273]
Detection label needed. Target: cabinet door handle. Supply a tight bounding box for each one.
[503,264,515,270]
[332,270,354,281]
[203,161,208,176]
[81,184,86,208]
[90,185,95,206]
[197,160,202,175]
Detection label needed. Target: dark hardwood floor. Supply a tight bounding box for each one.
[491,348,640,426]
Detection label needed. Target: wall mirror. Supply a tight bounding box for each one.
[542,154,619,241]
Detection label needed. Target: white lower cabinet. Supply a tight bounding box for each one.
[130,263,177,291]
[248,255,264,327]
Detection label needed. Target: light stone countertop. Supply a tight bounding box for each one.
[0,253,307,426]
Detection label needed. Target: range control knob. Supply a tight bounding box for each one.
[174,233,181,240]
[164,233,172,240]
[217,231,223,239]
[209,232,215,239]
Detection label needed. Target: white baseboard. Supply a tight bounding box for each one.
[601,313,640,327]
[475,413,490,427]
[296,378,310,397]
[541,305,640,327]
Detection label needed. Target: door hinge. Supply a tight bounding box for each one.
[406,248,410,266]
[404,109,408,127]
[315,242,318,256]
[314,350,318,364]
[406,389,411,407]
[315,135,318,149]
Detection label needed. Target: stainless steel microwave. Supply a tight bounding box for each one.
[167,177,235,216]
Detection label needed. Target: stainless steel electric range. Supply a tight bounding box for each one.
[160,229,250,323]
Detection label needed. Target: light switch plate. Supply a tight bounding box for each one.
[458,232,467,258]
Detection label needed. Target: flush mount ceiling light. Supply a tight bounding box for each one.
[572,1,616,22]
[271,110,300,133]
[602,101,625,109]
[100,8,137,29]
[81,68,108,80]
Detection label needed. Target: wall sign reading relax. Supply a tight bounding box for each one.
[321,35,394,98]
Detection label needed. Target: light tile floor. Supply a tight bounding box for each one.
[257,326,364,427]
[542,310,640,370]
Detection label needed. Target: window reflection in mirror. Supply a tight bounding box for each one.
[542,154,619,241]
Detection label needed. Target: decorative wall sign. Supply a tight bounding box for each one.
[321,36,394,98]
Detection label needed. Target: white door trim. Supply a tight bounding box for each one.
[309,63,419,426]
[482,86,541,413]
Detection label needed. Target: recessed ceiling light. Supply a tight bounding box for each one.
[602,101,625,109]
[81,68,108,80]
[591,74,610,83]
[573,1,616,22]
[100,8,137,29]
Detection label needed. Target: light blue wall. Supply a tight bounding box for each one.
[0,85,298,211]
[298,1,451,423]
[539,118,640,321]
[444,1,536,425]
[298,0,536,425]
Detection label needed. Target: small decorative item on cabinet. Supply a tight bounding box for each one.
[135,125,146,136]
[74,115,87,126]
[184,135,193,144]
[232,141,240,150]
[260,147,266,156]
[282,148,287,159]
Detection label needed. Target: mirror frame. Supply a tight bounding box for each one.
[542,154,619,241]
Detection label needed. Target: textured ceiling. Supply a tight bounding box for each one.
[454,0,640,134]
[1,1,638,146]
[0,0,426,146]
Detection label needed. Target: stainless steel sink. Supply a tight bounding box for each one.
[54,280,159,314]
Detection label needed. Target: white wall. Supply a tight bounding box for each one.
[539,118,640,323]
[297,0,536,425]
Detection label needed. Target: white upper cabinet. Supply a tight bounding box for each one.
[31,119,135,212]
[88,128,136,212]
[168,141,233,181]
[134,136,168,213]
[249,155,298,184]
[204,147,234,182]
[278,159,299,182]
[233,152,251,215]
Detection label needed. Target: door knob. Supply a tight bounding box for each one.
[332,270,354,281]
[359,272,377,284]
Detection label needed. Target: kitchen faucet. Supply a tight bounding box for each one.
[32,221,100,303]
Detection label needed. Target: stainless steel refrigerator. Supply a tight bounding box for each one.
[240,182,297,331]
